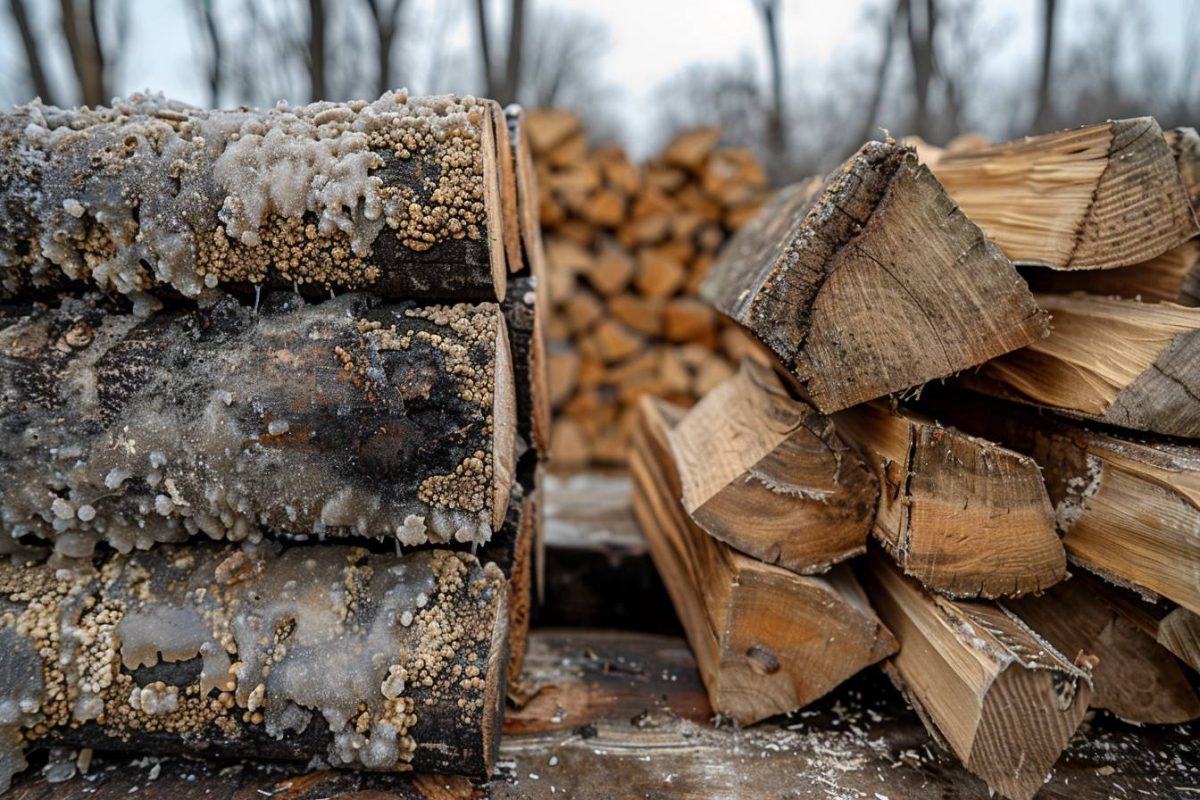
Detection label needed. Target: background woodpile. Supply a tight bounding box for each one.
[525,110,771,468]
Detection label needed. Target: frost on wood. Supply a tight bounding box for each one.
[0,91,503,312]
[0,292,515,557]
[0,543,509,790]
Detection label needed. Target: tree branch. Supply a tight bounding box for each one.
[7,0,56,103]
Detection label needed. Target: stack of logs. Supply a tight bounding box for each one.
[0,92,547,789]
[525,110,771,467]
[633,118,1200,800]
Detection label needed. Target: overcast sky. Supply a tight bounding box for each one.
[2,0,1195,155]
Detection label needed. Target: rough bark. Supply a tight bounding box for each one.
[632,396,897,725]
[836,401,1065,599]
[0,293,516,557]
[0,93,508,308]
[701,140,1047,414]
[0,543,509,792]
[668,358,877,574]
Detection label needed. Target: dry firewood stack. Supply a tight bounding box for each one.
[525,110,772,468]
[0,92,548,790]
[632,117,1200,800]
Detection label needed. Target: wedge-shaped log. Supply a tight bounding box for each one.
[835,402,1064,598]
[970,293,1200,438]
[1006,574,1200,724]
[632,396,897,725]
[930,117,1198,270]
[0,293,516,556]
[0,544,509,792]
[701,141,1047,414]
[667,359,877,574]
[1025,239,1200,305]
[860,551,1091,800]
[1103,587,1200,674]
[0,92,512,309]
[1165,126,1200,210]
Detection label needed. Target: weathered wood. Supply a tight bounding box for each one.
[1165,126,1200,209]
[501,275,549,457]
[0,293,516,556]
[860,549,1092,800]
[8,629,1200,800]
[667,358,877,574]
[1111,595,1200,674]
[834,401,1065,598]
[702,141,1047,414]
[0,543,509,792]
[930,117,1199,270]
[632,396,897,724]
[1023,239,1200,305]
[0,93,509,308]
[1005,574,1200,725]
[969,293,1200,437]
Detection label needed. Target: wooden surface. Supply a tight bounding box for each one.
[8,628,1200,800]
[701,141,1047,414]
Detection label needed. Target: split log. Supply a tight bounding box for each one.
[969,293,1200,438]
[0,293,516,557]
[1104,588,1200,674]
[667,359,877,574]
[929,117,1198,270]
[504,106,547,284]
[1165,126,1200,209]
[860,550,1092,800]
[1024,239,1200,305]
[925,391,1200,618]
[502,275,550,456]
[702,141,1047,414]
[0,543,509,792]
[0,93,510,309]
[479,483,535,691]
[834,402,1065,599]
[1005,574,1200,724]
[632,396,897,724]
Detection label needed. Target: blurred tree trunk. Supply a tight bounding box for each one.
[501,0,525,106]
[1033,0,1057,131]
[854,0,906,150]
[365,0,405,97]
[907,0,936,140]
[191,0,221,106]
[60,0,107,106]
[755,0,786,161]
[308,0,326,101]
[473,0,498,100]
[9,0,56,104]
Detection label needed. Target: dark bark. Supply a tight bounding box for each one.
[365,0,405,97]
[906,0,936,139]
[58,0,106,106]
[0,293,515,556]
[755,0,786,160]
[501,0,526,106]
[1033,0,1058,131]
[192,0,222,107]
[308,0,326,101]
[473,0,498,100]
[0,543,508,788]
[7,0,56,104]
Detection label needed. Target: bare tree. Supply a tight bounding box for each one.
[853,0,906,148]
[308,0,326,101]
[473,0,526,105]
[502,0,525,105]
[8,0,56,104]
[1032,0,1057,130]
[906,0,936,139]
[753,0,786,159]
[190,0,222,106]
[364,0,406,96]
[60,0,108,106]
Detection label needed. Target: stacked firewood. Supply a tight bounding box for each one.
[524,110,771,467]
[0,93,547,789]
[633,118,1200,800]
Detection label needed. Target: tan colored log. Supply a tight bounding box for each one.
[861,550,1092,800]
[547,346,580,408]
[702,148,767,208]
[642,164,689,194]
[561,291,605,335]
[545,131,587,170]
[662,128,721,172]
[491,103,523,274]
[549,418,591,470]
[972,293,1200,437]
[930,118,1198,269]
[691,352,735,396]
[635,248,687,297]
[1025,239,1200,305]
[668,360,877,574]
[662,297,716,344]
[584,244,636,296]
[607,293,664,336]
[523,108,582,156]
[702,141,1047,414]
[583,188,627,228]
[593,145,641,195]
[589,319,644,363]
[1005,574,1200,724]
[834,402,1065,599]
[633,397,897,724]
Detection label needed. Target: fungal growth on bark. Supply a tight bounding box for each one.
[0,543,509,791]
[0,292,516,557]
[0,91,509,314]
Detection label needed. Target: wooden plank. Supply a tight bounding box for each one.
[860,549,1091,800]
[701,141,1047,414]
[668,359,876,574]
[0,294,516,555]
[0,93,508,306]
[930,117,1198,270]
[633,397,896,724]
[834,401,1065,598]
[969,292,1200,438]
[0,543,509,791]
[9,629,1200,800]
